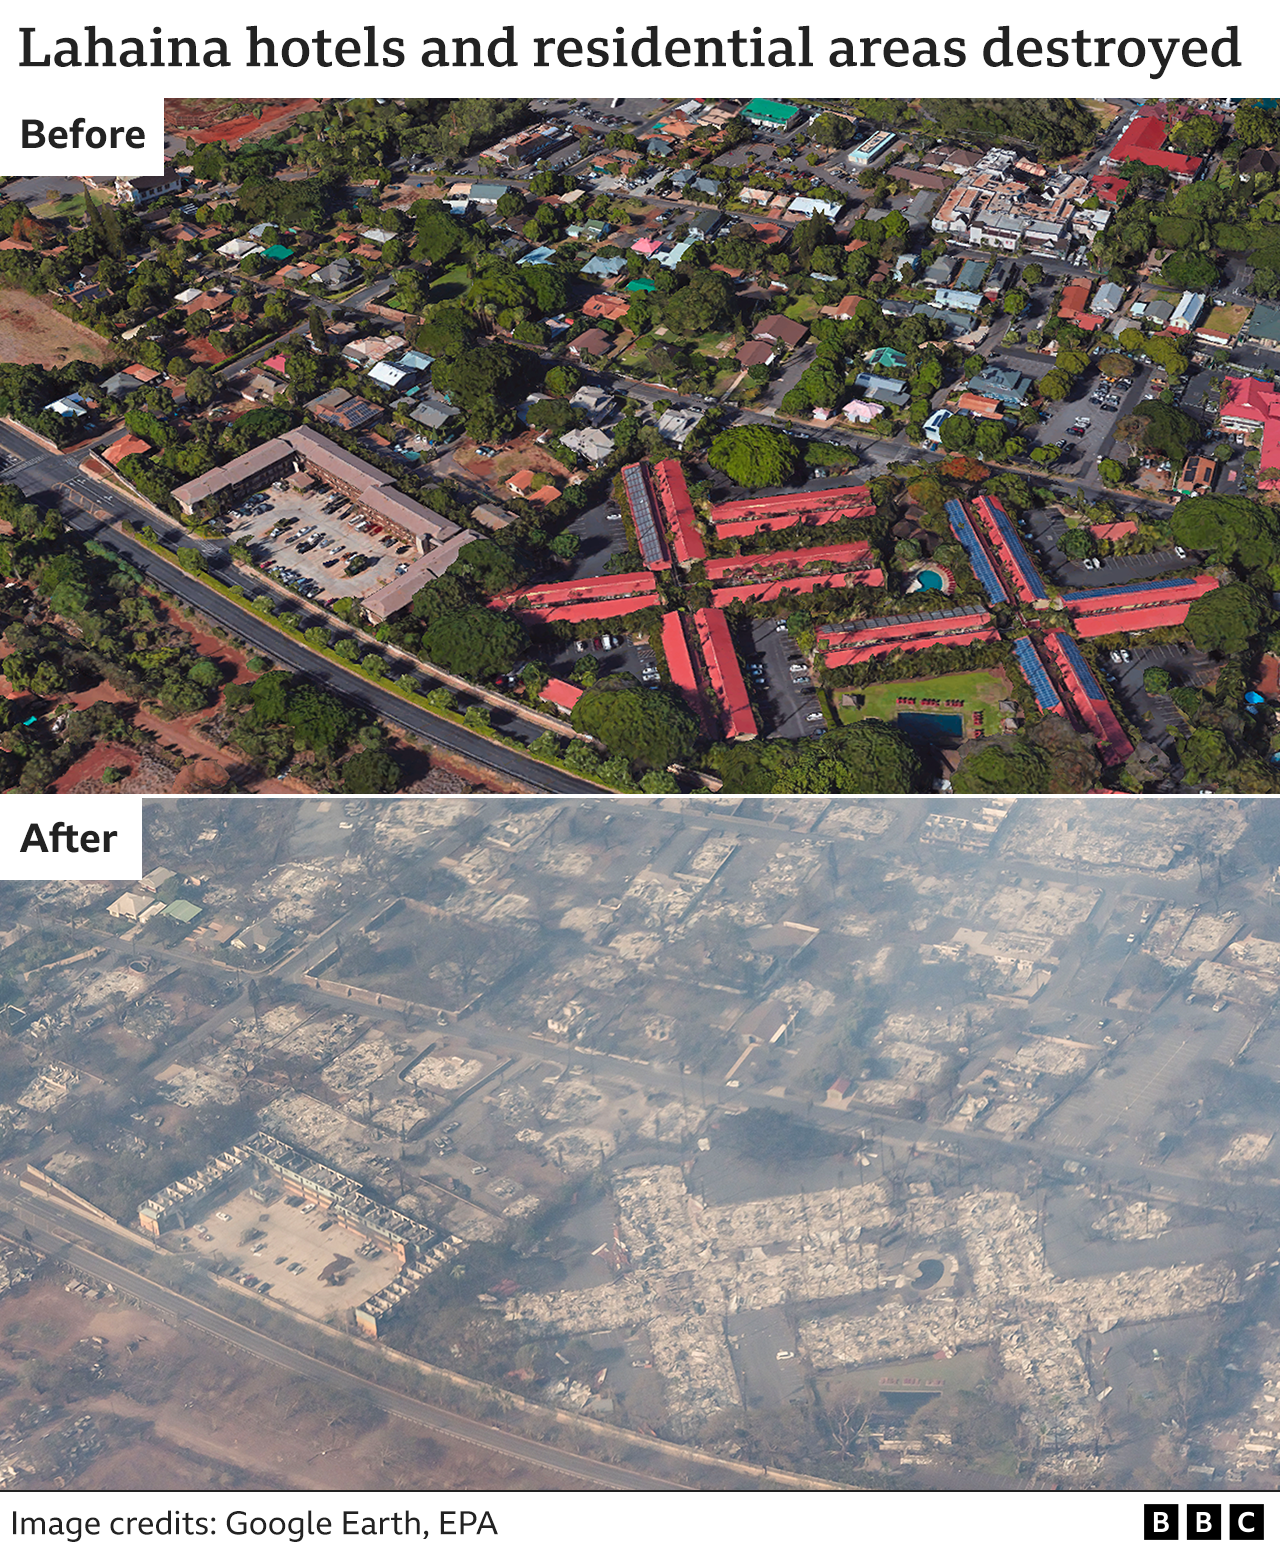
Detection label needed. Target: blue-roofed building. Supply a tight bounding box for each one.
[956,258,989,291]
[517,246,556,266]
[923,408,953,445]
[933,287,984,313]
[397,350,434,374]
[580,253,628,279]
[945,498,1008,606]
[1012,637,1064,716]
[867,347,908,371]
[973,493,1047,604]
[969,363,1033,407]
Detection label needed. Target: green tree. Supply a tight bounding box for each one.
[953,739,1051,793]
[420,609,526,681]
[570,681,698,768]
[707,425,802,488]
[1184,583,1270,657]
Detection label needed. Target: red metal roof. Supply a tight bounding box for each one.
[711,569,884,607]
[1107,116,1202,178]
[661,610,714,735]
[510,593,660,625]
[704,540,874,579]
[652,458,706,564]
[1065,574,1218,616]
[541,678,583,713]
[822,628,999,667]
[492,572,655,609]
[820,610,991,649]
[711,484,875,537]
[1071,602,1195,637]
[693,607,756,740]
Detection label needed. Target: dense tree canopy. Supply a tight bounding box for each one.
[570,680,698,769]
[707,425,803,488]
[953,739,1051,794]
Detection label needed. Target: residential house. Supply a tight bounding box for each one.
[923,408,953,444]
[561,427,615,463]
[507,470,560,503]
[115,168,185,206]
[1176,455,1218,497]
[657,405,704,445]
[788,195,844,221]
[1093,282,1125,316]
[1220,375,1280,485]
[752,314,808,350]
[570,384,617,423]
[933,287,984,313]
[313,257,356,291]
[568,328,612,359]
[409,400,461,434]
[968,363,1033,407]
[853,372,910,407]
[306,388,383,432]
[1168,291,1207,334]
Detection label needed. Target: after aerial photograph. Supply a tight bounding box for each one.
[0,95,1276,796]
[0,794,1275,1493]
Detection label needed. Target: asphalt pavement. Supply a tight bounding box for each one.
[0,423,601,794]
[0,1183,677,1491]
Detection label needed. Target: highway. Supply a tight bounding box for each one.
[0,1178,680,1492]
[0,422,601,795]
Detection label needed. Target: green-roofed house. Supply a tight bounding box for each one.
[867,346,908,371]
[742,99,801,130]
[1246,303,1280,347]
[165,899,203,924]
[263,244,295,262]
[625,277,657,292]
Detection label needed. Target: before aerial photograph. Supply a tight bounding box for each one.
[0,95,1275,796]
[0,794,1276,1491]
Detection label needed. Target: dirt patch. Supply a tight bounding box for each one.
[168,99,322,147]
[0,1274,569,1490]
[0,289,115,369]
[455,430,571,488]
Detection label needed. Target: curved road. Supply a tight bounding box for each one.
[0,1181,679,1491]
[72,514,600,794]
[0,421,601,794]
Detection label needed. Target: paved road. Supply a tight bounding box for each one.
[0,424,601,795]
[0,1181,679,1491]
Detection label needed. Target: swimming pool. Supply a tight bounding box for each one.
[896,711,963,740]
[915,569,944,590]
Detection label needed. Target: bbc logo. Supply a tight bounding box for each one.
[1145,1506,1265,1541]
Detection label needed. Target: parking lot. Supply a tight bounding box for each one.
[532,630,660,693]
[563,498,631,578]
[225,484,420,604]
[180,1185,401,1320]
[1102,640,1218,749]
[1030,357,1157,473]
[743,619,825,739]
[1019,507,1190,590]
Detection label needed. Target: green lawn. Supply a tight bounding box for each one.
[426,264,470,304]
[835,669,1010,735]
[783,294,822,323]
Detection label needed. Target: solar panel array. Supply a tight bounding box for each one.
[1062,577,1199,604]
[945,499,1008,605]
[1052,632,1106,701]
[1012,637,1064,714]
[622,464,666,567]
[980,497,1048,601]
